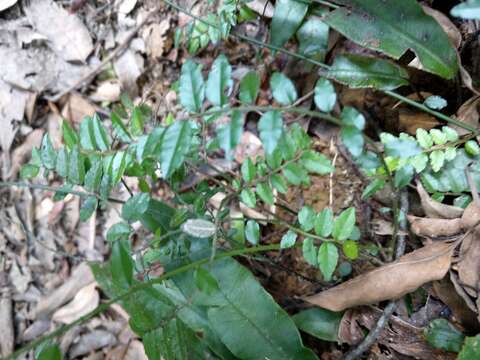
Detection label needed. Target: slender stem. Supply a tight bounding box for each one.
[0,181,125,204]
[2,242,293,360]
[384,90,479,134]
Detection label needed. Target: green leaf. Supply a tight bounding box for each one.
[245,220,260,245]
[216,110,244,159]
[318,242,338,281]
[298,206,316,231]
[110,239,134,288]
[106,222,132,242]
[80,196,98,221]
[458,335,480,359]
[342,240,359,260]
[410,153,429,173]
[160,121,192,178]
[465,140,480,156]
[442,126,459,142]
[55,147,69,178]
[130,107,144,137]
[280,230,297,249]
[108,151,127,185]
[239,71,260,104]
[341,106,365,130]
[315,208,333,237]
[332,207,355,241]
[323,0,458,79]
[293,308,342,342]
[270,72,298,105]
[67,146,85,185]
[297,16,329,60]
[430,129,448,145]
[424,319,465,353]
[111,111,132,142]
[205,259,318,360]
[270,0,308,48]
[36,343,62,360]
[451,0,480,19]
[454,195,472,209]
[341,126,364,157]
[302,238,317,266]
[301,150,334,175]
[62,121,79,149]
[194,267,219,294]
[424,95,447,110]
[256,182,274,205]
[270,173,288,194]
[84,160,103,192]
[179,59,205,112]
[430,150,445,172]
[394,164,414,188]
[181,219,216,238]
[20,164,39,179]
[362,178,385,199]
[206,54,232,107]
[384,138,422,158]
[326,54,409,90]
[416,128,433,149]
[122,193,150,222]
[79,114,110,151]
[314,78,336,112]
[283,163,307,185]
[241,158,256,182]
[41,134,56,170]
[258,110,283,155]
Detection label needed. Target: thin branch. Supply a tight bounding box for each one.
[0,181,125,204]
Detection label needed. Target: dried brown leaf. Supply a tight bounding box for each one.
[33,263,94,317]
[7,129,43,179]
[433,278,479,331]
[305,242,455,311]
[52,283,99,323]
[457,231,480,297]
[25,0,93,62]
[408,215,463,238]
[417,181,463,219]
[453,96,480,135]
[461,201,480,229]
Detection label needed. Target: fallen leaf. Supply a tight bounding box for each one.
[90,80,121,102]
[117,0,137,15]
[0,0,17,12]
[246,0,274,18]
[408,215,464,238]
[114,48,143,97]
[234,131,263,163]
[417,181,464,219]
[433,278,479,331]
[398,110,438,134]
[0,80,27,153]
[456,231,480,298]
[454,96,480,135]
[69,330,117,358]
[25,0,93,62]
[61,93,97,125]
[144,20,170,59]
[33,263,95,317]
[52,283,99,323]
[305,241,455,311]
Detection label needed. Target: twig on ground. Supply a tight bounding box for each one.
[343,190,408,360]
